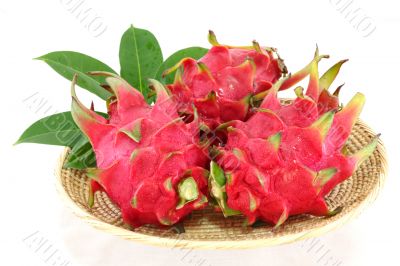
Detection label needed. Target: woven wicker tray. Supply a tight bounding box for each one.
[56,120,387,249]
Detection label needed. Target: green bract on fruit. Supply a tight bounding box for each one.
[17,26,379,229]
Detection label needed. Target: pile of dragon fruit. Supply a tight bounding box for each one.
[70,32,377,228]
[20,29,377,228]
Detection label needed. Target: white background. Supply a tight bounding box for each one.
[1,0,399,265]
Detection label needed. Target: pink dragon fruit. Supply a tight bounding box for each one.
[71,72,209,227]
[209,54,378,226]
[163,31,286,128]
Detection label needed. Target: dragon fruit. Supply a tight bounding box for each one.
[210,54,378,226]
[70,72,209,227]
[163,31,286,128]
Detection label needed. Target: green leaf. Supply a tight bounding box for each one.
[63,136,97,169]
[36,51,116,100]
[16,111,107,169]
[119,25,163,101]
[156,47,208,84]
[15,112,83,146]
[15,111,107,146]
